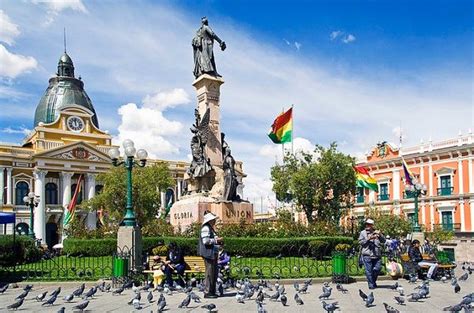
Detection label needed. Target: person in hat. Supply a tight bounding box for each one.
[358,218,386,289]
[199,211,223,298]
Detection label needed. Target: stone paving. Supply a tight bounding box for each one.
[0,271,472,312]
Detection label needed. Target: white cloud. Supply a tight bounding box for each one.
[330,30,343,40]
[294,42,302,50]
[142,88,190,111]
[31,0,88,13]
[342,34,356,44]
[0,44,37,78]
[0,126,31,135]
[0,10,20,45]
[114,89,190,158]
[283,39,290,46]
[259,137,315,161]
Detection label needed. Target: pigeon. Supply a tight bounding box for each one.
[158,293,165,304]
[384,302,400,313]
[298,283,308,293]
[396,286,404,296]
[294,293,304,305]
[105,283,111,292]
[441,276,448,283]
[459,273,469,282]
[280,294,288,306]
[336,283,348,294]
[178,294,191,308]
[72,283,85,297]
[15,289,29,300]
[134,291,141,301]
[50,287,61,297]
[82,287,95,299]
[257,301,267,313]
[394,296,405,305]
[112,286,124,295]
[157,299,167,313]
[322,301,339,312]
[42,295,57,306]
[408,293,422,302]
[409,274,417,284]
[132,298,141,310]
[236,293,245,303]
[319,289,332,300]
[269,290,280,301]
[63,293,74,302]
[0,284,9,294]
[454,283,461,293]
[443,303,465,312]
[7,298,24,310]
[359,289,374,307]
[123,280,133,289]
[23,284,33,292]
[293,282,299,292]
[201,303,217,312]
[36,291,48,301]
[147,290,153,303]
[304,278,313,285]
[57,307,65,313]
[72,300,89,312]
[419,287,430,298]
[389,282,399,290]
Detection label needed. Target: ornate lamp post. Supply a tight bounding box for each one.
[23,192,39,239]
[404,178,427,232]
[108,139,148,226]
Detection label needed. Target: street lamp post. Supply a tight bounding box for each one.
[108,139,148,226]
[404,179,427,232]
[23,192,39,239]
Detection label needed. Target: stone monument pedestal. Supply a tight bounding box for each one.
[117,225,142,271]
[411,231,425,244]
[170,195,253,230]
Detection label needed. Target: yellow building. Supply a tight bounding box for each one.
[0,51,245,248]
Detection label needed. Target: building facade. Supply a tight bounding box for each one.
[354,135,474,261]
[0,51,245,248]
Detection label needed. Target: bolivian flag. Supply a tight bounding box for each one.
[268,107,293,144]
[354,166,378,192]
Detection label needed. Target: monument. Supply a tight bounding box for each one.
[170,17,253,229]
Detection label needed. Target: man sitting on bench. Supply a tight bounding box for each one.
[164,242,186,287]
[408,239,438,279]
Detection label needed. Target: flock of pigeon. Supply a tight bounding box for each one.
[0,262,472,312]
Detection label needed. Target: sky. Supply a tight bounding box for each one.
[0,0,472,211]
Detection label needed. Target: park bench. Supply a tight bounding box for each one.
[143,256,206,279]
[400,253,456,279]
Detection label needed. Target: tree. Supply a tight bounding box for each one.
[364,207,412,238]
[82,162,174,227]
[270,143,356,224]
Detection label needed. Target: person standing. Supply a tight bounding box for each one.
[358,218,386,289]
[199,212,222,298]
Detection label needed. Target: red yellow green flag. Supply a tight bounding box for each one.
[268,107,293,144]
[63,174,83,227]
[354,166,378,192]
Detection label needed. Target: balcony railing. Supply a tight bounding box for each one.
[437,187,454,196]
[377,194,390,201]
[433,223,461,231]
[403,191,415,199]
[356,195,364,203]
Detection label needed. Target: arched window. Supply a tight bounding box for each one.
[45,182,58,204]
[71,183,83,204]
[95,185,104,195]
[165,188,175,208]
[15,181,29,205]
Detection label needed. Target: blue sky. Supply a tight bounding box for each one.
[0,0,472,208]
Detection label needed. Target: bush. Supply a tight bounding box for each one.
[0,235,41,266]
[309,240,329,258]
[63,236,352,257]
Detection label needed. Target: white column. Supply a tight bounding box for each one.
[6,167,12,205]
[392,169,400,200]
[0,167,4,205]
[60,172,73,209]
[177,179,181,200]
[160,191,166,209]
[428,163,433,197]
[430,201,435,230]
[468,157,473,193]
[369,190,375,202]
[85,174,97,229]
[420,164,426,226]
[33,170,47,243]
[458,159,465,231]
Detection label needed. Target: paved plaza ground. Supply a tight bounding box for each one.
[0,270,472,312]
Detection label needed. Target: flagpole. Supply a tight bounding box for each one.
[291,104,294,155]
[281,106,285,163]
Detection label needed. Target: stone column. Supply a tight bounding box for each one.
[33,170,48,243]
[85,174,97,229]
[60,171,73,242]
[160,191,166,209]
[177,179,181,200]
[458,159,465,231]
[392,169,400,200]
[193,74,225,167]
[0,167,4,205]
[6,167,12,205]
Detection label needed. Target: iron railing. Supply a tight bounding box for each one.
[437,187,454,196]
[433,223,461,231]
[356,195,364,203]
[377,194,390,201]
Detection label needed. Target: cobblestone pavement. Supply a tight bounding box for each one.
[0,271,472,312]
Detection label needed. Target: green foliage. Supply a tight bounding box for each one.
[141,219,175,237]
[364,207,412,238]
[64,238,117,256]
[271,143,356,224]
[0,235,41,266]
[335,243,351,252]
[425,226,454,246]
[81,163,174,227]
[151,245,168,256]
[308,240,329,259]
[64,217,118,239]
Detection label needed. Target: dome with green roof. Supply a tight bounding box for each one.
[33,52,99,128]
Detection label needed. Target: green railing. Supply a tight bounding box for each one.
[434,223,460,231]
[437,187,454,196]
[356,195,364,203]
[377,194,390,201]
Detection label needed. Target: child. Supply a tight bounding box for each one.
[151,256,165,287]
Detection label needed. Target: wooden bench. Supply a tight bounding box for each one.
[143,256,206,277]
[400,253,456,278]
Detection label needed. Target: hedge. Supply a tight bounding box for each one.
[64,236,353,258]
[0,235,41,266]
